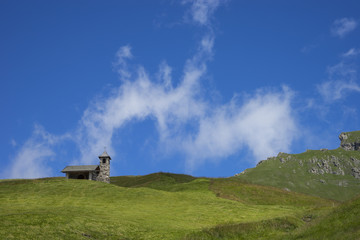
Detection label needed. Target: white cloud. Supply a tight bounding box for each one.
[327,61,357,78]
[75,37,298,170]
[318,80,360,102]
[158,61,173,89]
[342,48,360,58]
[113,45,133,80]
[183,0,225,26]
[75,35,212,165]
[7,34,299,177]
[318,61,360,102]
[180,87,298,170]
[3,125,67,179]
[331,18,357,38]
[115,45,132,64]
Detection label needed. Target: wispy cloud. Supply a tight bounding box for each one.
[180,87,298,170]
[3,125,68,179]
[183,0,225,26]
[318,80,360,102]
[158,61,173,89]
[75,39,298,171]
[342,48,360,58]
[318,61,360,102]
[75,34,212,165]
[331,17,357,38]
[73,0,298,169]
[113,45,133,80]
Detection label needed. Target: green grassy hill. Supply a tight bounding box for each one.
[236,131,360,201]
[1,131,360,239]
[183,194,360,240]
[0,174,335,240]
[289,194,360,239]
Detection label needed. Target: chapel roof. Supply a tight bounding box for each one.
[61,165,99,172]
[99,150,111,159]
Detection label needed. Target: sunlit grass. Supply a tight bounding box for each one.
[0,174,337,239]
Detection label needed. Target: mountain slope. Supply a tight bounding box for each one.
[0,176,334,239]
[290,194,360,239]
[236,131,360,201]
[183,194,360,240]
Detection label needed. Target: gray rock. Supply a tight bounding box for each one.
[309,167,318,174]
[351,157,360,165]
[339,132,360,151]
[333,168,345,175]
[299,160,303,166]
[310,157,318,164]
[320,159,332,173]
[339,132,349,141]
[352,167,360,179]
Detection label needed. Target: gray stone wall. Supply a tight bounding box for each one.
[96,159,110,183]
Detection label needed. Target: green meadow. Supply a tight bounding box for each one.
[2,132,360,239]
[0,173,349,240]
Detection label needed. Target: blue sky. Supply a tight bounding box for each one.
[1,0,360,178]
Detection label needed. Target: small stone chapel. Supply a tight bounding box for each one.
[61,150,111,183]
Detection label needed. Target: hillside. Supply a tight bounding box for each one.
[236,131,360,201]
[289,194,360,239]
[183,194,360,240]
[1,132,360,239]
[0,174,335,240]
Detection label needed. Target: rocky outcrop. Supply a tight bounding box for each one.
[339,132,360,151]
[242,131,360,180]
[277,152,293,163]
[352,167,360,179]
[307,155,345,176]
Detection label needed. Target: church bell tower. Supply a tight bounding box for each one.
[96,150,111,183]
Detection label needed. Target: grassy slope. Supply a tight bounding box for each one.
[209,178,335,206]
[184,178,336,240]
[290,194,360,239]
[237,148,360,201]
[184,194,360,240]
[0,173,335,240]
